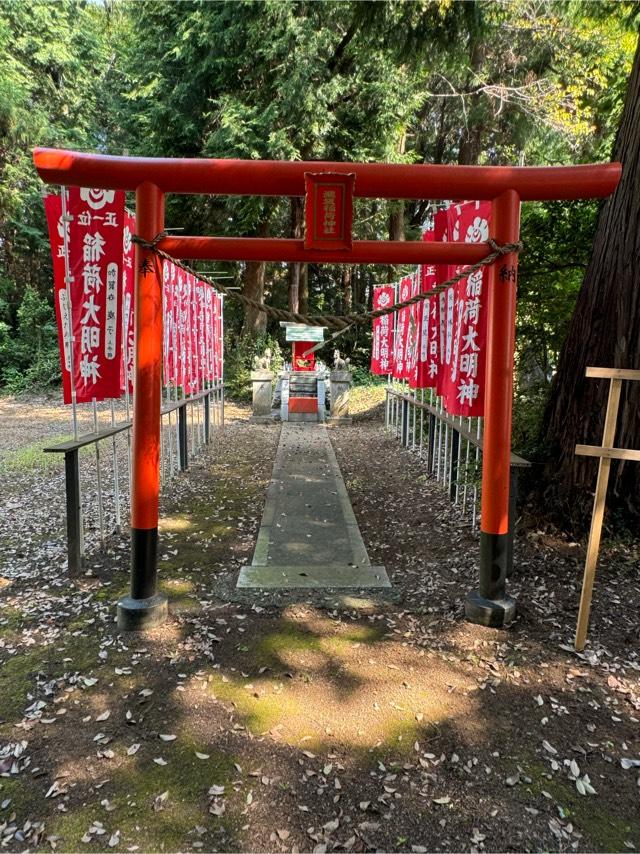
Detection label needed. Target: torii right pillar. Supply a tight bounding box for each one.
[465,189,520,628]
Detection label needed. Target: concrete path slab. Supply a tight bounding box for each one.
[237,423,390,589]
[236,565,390,589]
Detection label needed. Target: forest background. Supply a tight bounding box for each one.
[0,0,638,527]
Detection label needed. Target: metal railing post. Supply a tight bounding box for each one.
[427,412,436,472]
[450,428,460,502]
[64,449,82,576]
[178,403,188,470]
[401,398,409,446]
[204,390,211,444]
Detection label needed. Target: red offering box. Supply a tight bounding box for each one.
[289,397,317,414]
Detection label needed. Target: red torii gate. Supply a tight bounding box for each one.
[33,148,621,630]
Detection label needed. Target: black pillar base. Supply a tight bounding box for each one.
[465,590,516,628]
[120,526,167,630]
[465,530,517,628]
[117,593,168,631]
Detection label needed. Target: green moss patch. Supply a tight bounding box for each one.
[50,741,237,852]
[0,435,91,472]
[519,759,640,852]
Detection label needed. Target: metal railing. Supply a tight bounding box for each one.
[385,383,529,571]
[44,380,225,575]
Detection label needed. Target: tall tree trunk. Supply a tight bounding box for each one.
[241,259,267,337]
[387,200,405,282]
[542,41,640,525]
[241,218,271,337]
[387,133,406,281]
[342,265,353,313]
[457,123,484,166]
[299,264,309,315]
[288,196,304,313]
[458,20,486,167]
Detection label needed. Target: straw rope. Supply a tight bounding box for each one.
[133,233,522,332]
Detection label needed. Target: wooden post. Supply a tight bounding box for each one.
[574,367,640,651]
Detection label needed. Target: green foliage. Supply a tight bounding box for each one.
[0,286,59,393]
[0,0,637,419]
[350,365,386,388]
[224,333,283,401]
[0,0,128,394]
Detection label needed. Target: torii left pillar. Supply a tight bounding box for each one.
[117,182,168,630]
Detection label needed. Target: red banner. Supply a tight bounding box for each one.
[65,187,125,402]
[214,293,223,379]
[188,273,198,393]
[196,280,206,391]
[439,201,490,416]
[175,269,185,390]
[405,272,422,386]
[162,261,170,386]
[167,261,178,387]
[204,287,213,382]
[45,195,225,404]
[392,275,412,379]
[372,201,491,415]
[413,229,438,389]
[43,195,73,404]
[370,286,395,375]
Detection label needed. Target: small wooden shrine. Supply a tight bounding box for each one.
[280,323,327,422]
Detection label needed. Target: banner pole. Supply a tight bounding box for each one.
[220,295,225,428]
[122,283,132,514]
[462,416,471,514]
[92,398,105,545]
[60,187,78,441]
[160,270,167,488]
[60,186,86,560]
[189,278,195,456]
[173,270,179,470]
[163,285,174,481]
[472,418,481,529]
[197,284,204,449]
[117,181,168,630]
[110,399,121,533]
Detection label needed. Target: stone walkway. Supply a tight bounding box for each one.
[237,423,390,588]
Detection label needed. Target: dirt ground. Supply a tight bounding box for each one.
[0,389,639,853]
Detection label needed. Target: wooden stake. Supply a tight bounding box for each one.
[574,377,622,651]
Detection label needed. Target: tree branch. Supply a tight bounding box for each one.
[327,13,362,75]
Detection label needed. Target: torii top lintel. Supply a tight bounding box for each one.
[33,147,621,202]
